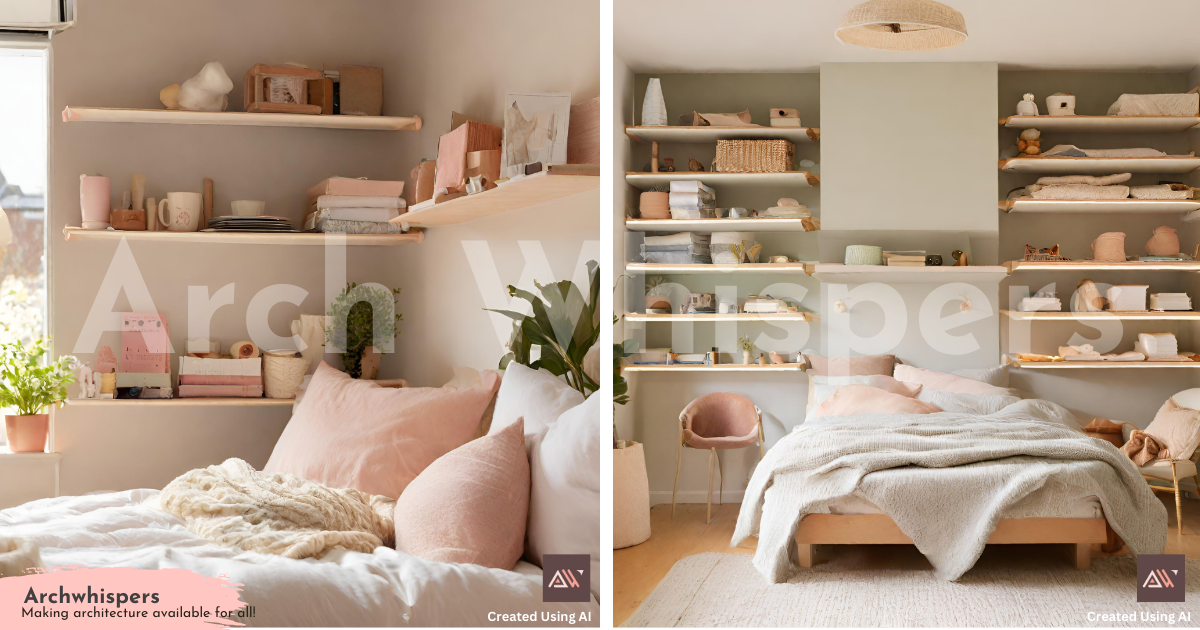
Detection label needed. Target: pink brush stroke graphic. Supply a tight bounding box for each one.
[1,565,247,629]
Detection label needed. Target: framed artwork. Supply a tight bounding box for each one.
[501,91,571,178]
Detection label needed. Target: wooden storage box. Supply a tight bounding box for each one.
[713,139,794,173]
[244,65,325,115]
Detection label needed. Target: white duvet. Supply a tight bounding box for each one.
[0,490,599,627]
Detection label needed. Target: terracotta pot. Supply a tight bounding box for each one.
[639,192,669,219]
[1091,232,1126,262]
[1146,226,1180,257]
[5,414,49,453]
[613,440,651,549]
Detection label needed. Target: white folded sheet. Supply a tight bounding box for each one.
[315,195,406,209]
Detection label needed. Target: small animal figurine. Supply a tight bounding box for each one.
[959,295,972,313]
[1017,128,1041,156]
[688,158,705,172]
[661,158,676,172]
[1016,93,1039,116]
[952,250,969,266]
[769,351,785,365]
[175,62,234,112]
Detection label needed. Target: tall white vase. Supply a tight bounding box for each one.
[642,78,667,126]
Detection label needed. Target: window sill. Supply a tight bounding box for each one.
[0,448,62,461]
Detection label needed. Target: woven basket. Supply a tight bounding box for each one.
[713,139,794,173]
[263,351,311,399]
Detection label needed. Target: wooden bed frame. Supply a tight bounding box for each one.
[794,515,1108,570]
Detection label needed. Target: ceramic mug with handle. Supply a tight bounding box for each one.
[158,192,203,232]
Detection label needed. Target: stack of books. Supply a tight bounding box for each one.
[883,251,926,267]
[668,180,715,220]
[642,232,712,264]
[1151,293,1192,311]
[178,357,264,398]
[304,177,408,235]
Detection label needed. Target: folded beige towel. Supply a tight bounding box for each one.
[1028,184,1130,200]
[1036,173,1132,186]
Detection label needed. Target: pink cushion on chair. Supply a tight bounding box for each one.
[1144,398,1200,461]
[680,392,760,450]
[393,419,529,570]
[265,362,500,499]
[810,384,943,418]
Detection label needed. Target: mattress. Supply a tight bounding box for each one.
[825,489,1103,519]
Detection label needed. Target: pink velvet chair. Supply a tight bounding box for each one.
[672,392,764,523]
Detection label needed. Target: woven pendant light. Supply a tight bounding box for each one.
[836,0,967,51]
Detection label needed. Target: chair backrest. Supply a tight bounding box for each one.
[681,392,759,439]
[1172,388,1200,412]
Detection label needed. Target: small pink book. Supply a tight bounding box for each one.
[306,178,404,203]
[178,385,264,398]
[178,375,263,386]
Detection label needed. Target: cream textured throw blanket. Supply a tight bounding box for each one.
[160,458,395,559]
[733,410,1167,583]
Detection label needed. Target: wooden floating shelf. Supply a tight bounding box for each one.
[62,106,422,131]
[1000,115,1200,133]
[624,363,806,373]
[812,264,1009,283]
[1005,260,1200,273]
[1001,199,1200,214]
[998,157,1200,174]
[1005,355,1200,369]
[625,218,814,232]
[625,125,818,143]
[626,262,813,275]
[63,226,423,246]
[1001,310,1200,321]
[626,171,818,190]
[624,312,817,323]
[65,397,294,407]
[396,165,599,227]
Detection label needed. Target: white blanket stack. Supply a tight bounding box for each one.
[1135,333,1186,361]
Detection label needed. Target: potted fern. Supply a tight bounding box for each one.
[326,282,402,379]
[0,337,76,453]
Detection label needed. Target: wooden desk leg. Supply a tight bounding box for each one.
[797,543,814,568]
[1073,543,1091,570]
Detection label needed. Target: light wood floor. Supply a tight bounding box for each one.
[614,494,1200,626]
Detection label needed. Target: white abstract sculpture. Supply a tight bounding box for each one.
[76,364,98,399]
[641,78,667,126]
[176,62,233,112]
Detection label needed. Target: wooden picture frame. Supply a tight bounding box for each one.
[244,64,325,115]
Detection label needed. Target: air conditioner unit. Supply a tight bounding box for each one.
[0,0,76,35]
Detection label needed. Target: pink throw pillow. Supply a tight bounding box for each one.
[811,384,943,418]
[265,362,500,499]
[803,353,895,376]
[393,419,529,570]
[1145,398,1200,461]
[893,364,1013,397]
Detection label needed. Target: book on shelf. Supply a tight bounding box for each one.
[306,178,405,203]
[178,374,264,386]
[882,251,926,264]
[179,356,262,376]
[115,372,171,388]
[178,384,265,398]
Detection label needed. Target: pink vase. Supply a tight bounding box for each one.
[79,174,111,227]
[1146,226,1180,256]
[1091,232,1126,262]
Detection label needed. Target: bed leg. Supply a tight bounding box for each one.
[797,543,814,568]
[1073,543,1091,570]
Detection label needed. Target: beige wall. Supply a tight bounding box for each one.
[12,0,598,506]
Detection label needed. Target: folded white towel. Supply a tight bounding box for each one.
[669,181,716,195]
[316,195,406,209]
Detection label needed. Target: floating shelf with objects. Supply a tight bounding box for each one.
[624,312,817,323]
[625,125,819,143]
[626,171,818,190]
[625,218,814,232]
[623,364,806,373]
[812,264,1009,283]
[62,106,422,131]
[1005,355,1200,369]
[1005,260,1200,273]
[1000,310,1200,321]
[999,116,1200,133]
[396,165,599,227]
[65,398,294,407]
[626,262,813,275]
[63,226,423,246]
[1001,199,1200,214]
[998,157,1200,174]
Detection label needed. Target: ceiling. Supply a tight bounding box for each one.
[615,0,1200,74]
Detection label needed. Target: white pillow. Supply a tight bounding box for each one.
[527,392,600,598]
[1172,388,1200,411]
[952,365,1009,388]
[917,389,1019,415]
[491,363,584,447]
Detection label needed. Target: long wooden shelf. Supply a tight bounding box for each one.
[396,166,599,227]
[62,106,422,131]
[1000,116,1200,133]
[65,397,294,407]
[624,363,806,373]
[626,262,813,275]
[1005,260,1200,273]
[625,218,815,232]
[63,226,423,246]
[1001,199,1200,214]
[625,125,818,143]
[624,312,817,322]
[998,157,1200,174]
[1001,310,1200,321]
[812,264,1008,283]
[1006,356,1200,369]
[626,171,818,190]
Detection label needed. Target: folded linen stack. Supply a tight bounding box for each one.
[1058,344,1145,362]
[305,177,408,235]
[1130,184,1193,200]
[1106,284,1149,312]
[1026,173,1131,200]
[743,295,789,314]
[1151,293,1192,311]
[1018,296,1062,312]
[1135,333,1187,361]
[668,180,715,218]
[642,232,711,264]
[178,357,264,398]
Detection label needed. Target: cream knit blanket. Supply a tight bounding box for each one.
[160,458,395,559]
[733,412,1167,583]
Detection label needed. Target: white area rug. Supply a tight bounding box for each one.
[623,552,1200,627]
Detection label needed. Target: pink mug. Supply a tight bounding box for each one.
[79,174,111,227]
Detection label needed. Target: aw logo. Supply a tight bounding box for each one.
[1138,554,1185,602]
[542,554,590,602]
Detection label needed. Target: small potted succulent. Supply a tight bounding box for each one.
[0,337,76,453]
